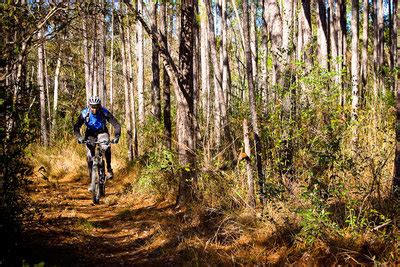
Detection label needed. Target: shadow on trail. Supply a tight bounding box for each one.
[17,175,229,266]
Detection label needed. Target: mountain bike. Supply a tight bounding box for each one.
[84,140,110,204]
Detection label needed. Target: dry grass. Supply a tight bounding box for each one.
[24,131,399,265]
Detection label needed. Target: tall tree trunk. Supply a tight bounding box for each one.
[360,0,368,107]
[338,0,346,107]
[137,0,145,125]
[351,0,359,125]
[378,0,384,95]
[329,0,340,86]
[151,0,161,121]
[44,47,51,137]
[160,0,172,149]
[393,0,400,195]
[52,49,61,139]
[110,1,114,112]
[317,0,329,69]
[243,0,265,203]
[205,0,226,151]
[261,1,269,112]
[176,0,196,205]
[250,0,258,91]
[393,0,398,94]
[200,0,211,161]
[243,119,255,208]
[373,0,379,99]
[221,0,229,105]
[126,16,139,158]
[119,9,134,161]
[38,28,48,146]
[98,1,106,105]
[265,0,283,92]
[83,15,92,104]
[91,13,98,97]
[298,0,313,103]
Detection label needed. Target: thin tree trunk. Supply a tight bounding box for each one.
[52,50,61,139]
[250,0,258,91]
[393,0,400,195]
[200,0,211,162]
[265,0,283,90]
[317,0,329,69]
[91,14,98,97]
[261,1,269,113]
[205,0,226,151]
[360,0,368,107]
[98,0,106,105]
[373,0,379,99]
[351,0,359,125]
[243,0,265,203]
[243,119,255,208]
[38,27,48,146]
[176,0,196,205]
[83,15,91,104]
[44,47,51,137]
[119,9,133,161]
[137,0,145,125]
[126,17,139,158]
[378,0,384,95]
[160,0,171,149]
[151,0,161,121]
[110,1,114,112]
[338,0,346,107]
[393,0,398,94]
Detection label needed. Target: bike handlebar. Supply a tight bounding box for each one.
[82,140,112,145]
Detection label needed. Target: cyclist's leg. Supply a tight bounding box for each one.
[98,133,113,178]
[86,136,96,190]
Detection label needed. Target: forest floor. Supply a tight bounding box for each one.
[18,173,209,265]
[18,166,275,266]
[16,146,398,266]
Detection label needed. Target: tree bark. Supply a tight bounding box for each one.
[126,15,139,158]
[261,0,269,112]
[351,0,359,125]
[110,1,114,112]
[137,0,145,125]
[317,0,329,69]
[243,0,265,203]
[98,0,106,105]
[119,9,134,161]
[151,0,161,121]
[38,27,48,146]
[176,0,196,205]
[243,119,255,208]
[83,14,92,104]
[265,0,283,89]
[360,0,368,107]
[393,0,400,195]
[160,0,172,149]
[52,49,61,139]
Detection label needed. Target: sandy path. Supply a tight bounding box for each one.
[18,175,185,266]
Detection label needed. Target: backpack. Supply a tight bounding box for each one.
[81,107,109,132]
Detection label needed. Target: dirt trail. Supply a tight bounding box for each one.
[19,174,197,266]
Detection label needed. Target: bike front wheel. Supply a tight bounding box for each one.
[91,165,101,204]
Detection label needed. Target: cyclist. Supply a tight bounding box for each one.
[74,96,121,191]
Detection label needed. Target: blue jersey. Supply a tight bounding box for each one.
[81,107,110,132]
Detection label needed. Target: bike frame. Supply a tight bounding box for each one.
[85,140,109,204]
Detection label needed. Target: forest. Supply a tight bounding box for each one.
[1,0,399,265]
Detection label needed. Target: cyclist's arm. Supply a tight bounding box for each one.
[73,114,85,139]
[107,112,121,138]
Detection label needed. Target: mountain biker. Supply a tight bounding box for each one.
[74,96,121,191]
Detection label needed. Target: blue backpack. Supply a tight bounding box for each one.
[81,107,110,132]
